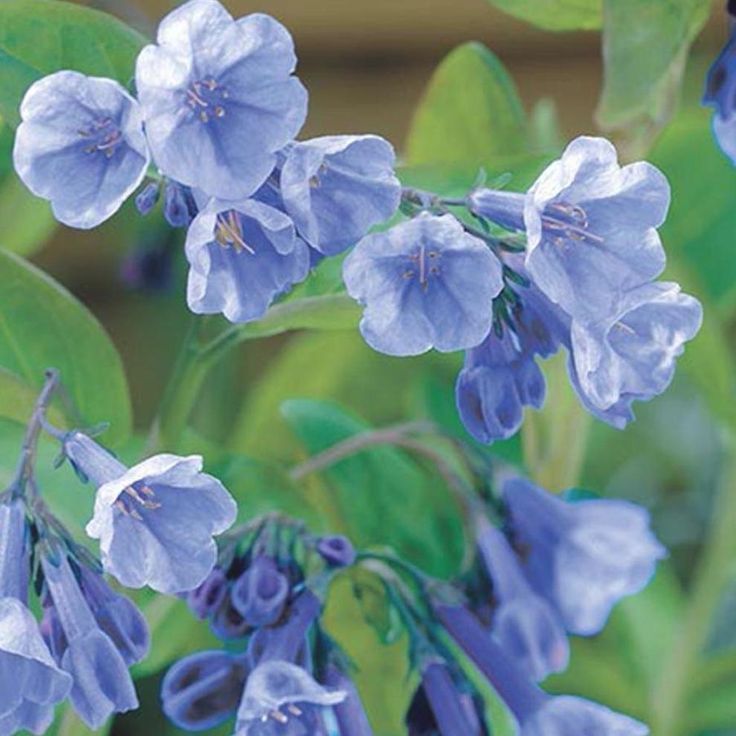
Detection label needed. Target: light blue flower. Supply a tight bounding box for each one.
[503,478,666,636]
[469,137,670,325]
[135,0,308,200]
[456,280,566,443]
[41,554,138,729]
[162,650,248,731]
[343,213,503,356]
[185,197,310,323]
[231,556,289,628]
[476,518,568,682]
[522,696,649,736]
[569,282,703,429]
[236,661,345,736]
[13,71,149,229]
[63,432,237,595]
[280,135,401,255]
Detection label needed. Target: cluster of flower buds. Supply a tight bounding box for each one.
[0,371,237,734]
[162,516,368,735]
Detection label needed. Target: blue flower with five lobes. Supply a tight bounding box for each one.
[135,0,308,200]
[475,518,569,682]
[343,213,504,356]
[13,71,150,229]
[62,431,237,595]
[568,281,703,429]
[185,197,310,324]
[469,136,670,325]
[280,135,402,255]
[456,279,567,443]
[0,501,71,736]
[40,553,138,729]
[503,478,666,636]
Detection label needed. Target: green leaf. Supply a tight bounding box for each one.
[0,249,132,444]
[405,42,528,168]
[596,0,711,139]
[484,0,601,31]
[0,0,147,127]
[281,399,465,577]
[0,172,56,254]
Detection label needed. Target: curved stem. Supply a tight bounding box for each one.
[650,443,736,736]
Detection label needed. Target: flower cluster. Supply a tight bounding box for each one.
[418,475,663,735]
[161,518,368,734]
[345,137,702,442]
[0,372,237,734]
[13,0,401,324]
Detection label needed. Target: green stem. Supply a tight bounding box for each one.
[650,443,736,736]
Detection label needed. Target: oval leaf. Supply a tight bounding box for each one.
[0,248,132,443]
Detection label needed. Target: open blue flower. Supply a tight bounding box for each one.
[185,197,310,323]
[569,282,703,429]
[41,554,138,729]
[469,137,670,325]
[63,431,237,595]
[476,518,568,681]
[343,213,503,356]
[162,650,248,731]
[503,478,666,636]
[236,660,345,735]
[13,71,149,229]
[135,0,308,200]
[456,281,567,443]
[280,135,401,255]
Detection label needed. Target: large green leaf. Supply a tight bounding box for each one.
[597,0,711,138]
[281,399,465,578]
[406,42,528,168]
[0,0,147,127]
[485,0,601,30]
[0,249,132,444]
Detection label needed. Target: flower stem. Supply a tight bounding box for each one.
[650,442,736,736]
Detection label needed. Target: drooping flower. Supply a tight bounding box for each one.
[568,282,703,429]
[41,553,138,729]
[236,660,345,735]
[703,23,736,164]
[163,181,197,228]
[0,501,71,736]
[436,604,648,736]
[503,478,666,636]
[475,518,568,681]
[468,137,670,325]
[324,665,373,736]
[343,213,503,356]
[280,135,401,255]
[135,0,308,200]
[13,71,149,229]
[62,431,237,595]
[455,281,567,443]
[162,649,248,731]
[406,661,487,736]
[76,566,149,667]
[185,197,310,323]
[231,556,290,628]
